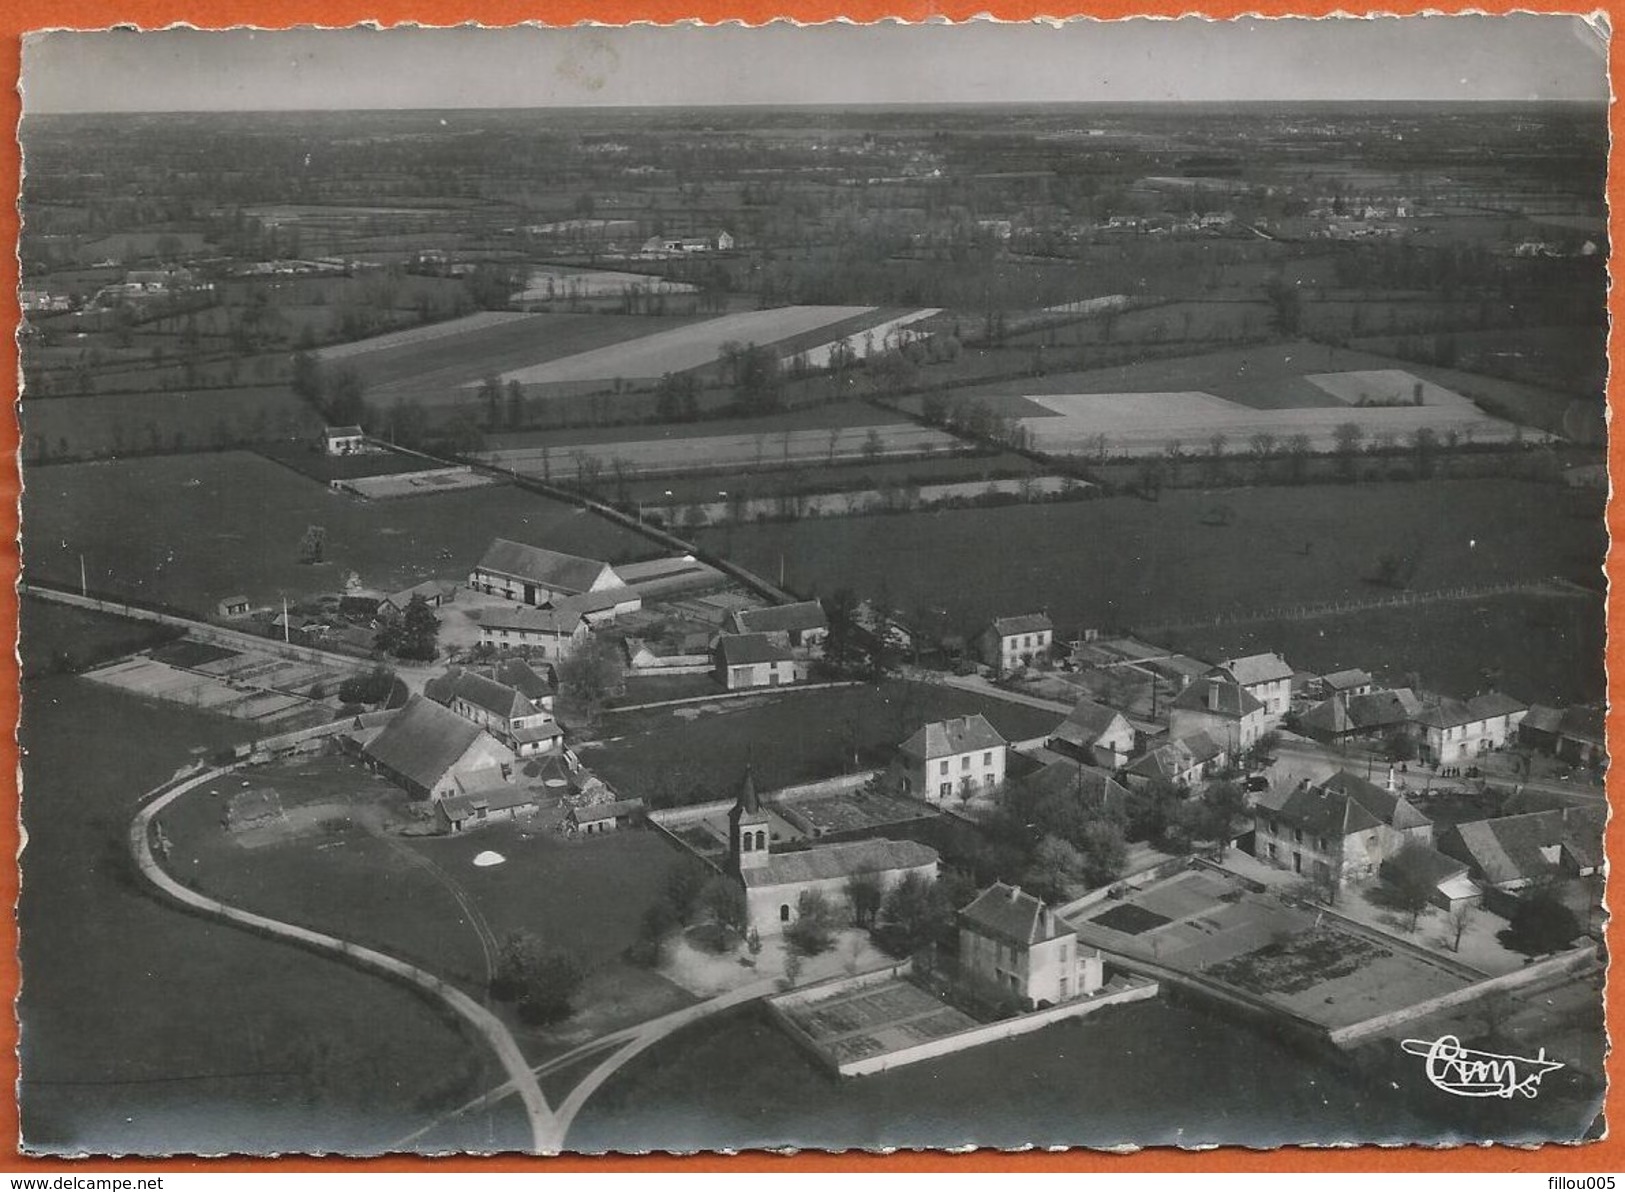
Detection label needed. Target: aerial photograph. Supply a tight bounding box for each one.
[13,17,1610,1156]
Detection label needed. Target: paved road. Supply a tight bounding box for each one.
[129,764,559,1153]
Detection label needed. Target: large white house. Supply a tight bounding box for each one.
[958,882,1104,1008]
[1168,676,1266,754]
[1211,653,1294,725]
[977,614,1054,674]
[478,604,588,660]
[1412,692,1527,765]
[897,714,1008,804]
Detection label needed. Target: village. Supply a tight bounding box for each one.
[40,413,1591,1139]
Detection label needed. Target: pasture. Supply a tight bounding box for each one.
[22,451,657,616]
[695,478,1602,642]
[489,305,875,386]
[584,680,1063,803]
[21,386,318,461]
[484,400,904,450]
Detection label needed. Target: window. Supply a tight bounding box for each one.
[962,756,971,771]
[1317,836,1328,853]
[940,760,949,776]
[756,830,766,850]
[741,834,753,852]
[983,751,992,765]
[1294,828,1303,843]
[939,782,952,799]
[780,904,790,922]
[1267,842,1278,860]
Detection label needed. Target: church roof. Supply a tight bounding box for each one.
[742,838,938,888]
[730,767,763,819]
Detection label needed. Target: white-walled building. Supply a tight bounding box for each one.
[897,714,1008,804]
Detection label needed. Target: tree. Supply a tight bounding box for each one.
[297,524,327,565]
[1200,780,1247,856]
[557,635,626,725]
[878,872,952,956]
[823,588,866,676]
[1263,276,1302,336]
[845,872,884,929]
[386,593,440,662]
[1387,841,1439,932]
[505,380,526,430]
[1023,835,1084,903]
[696,876,748,948]
[785,888,838,956]
[337,665,396,706]
[1332,421,1365,480]
[518,947,585,1025]
[1076,820,1127,888]
[1448,902,1475,952]
[1499,892,1582,956]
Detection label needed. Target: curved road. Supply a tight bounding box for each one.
[129,765,560,1152]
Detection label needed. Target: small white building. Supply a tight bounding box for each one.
[897,714,1008,804]
[977,614,1054,674]
[715,633,806,690]
[323,426,366,456]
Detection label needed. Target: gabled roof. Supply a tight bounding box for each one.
[1126,730,1225,780]
[325,425,364,438]
[1023,760,1132,815]
[1347,688,1423,730]
[454,671,532,721]
[439,783,534,823]
[1322,668,1373,691]
[365,695,493,792]
[1051,698,1130,749]
[384,579,453,610]
[475,538,618,594]
[1170,677,1263,720]
[422,666,465,706]
[1559,705,1605,747]
[493,659,555,700]
[555,586,642,617]
[1413,698,1481,731]
[989,613,1053,638]
[899,714,1008,761]
[1467,691,1527,719]
[734,600,829,635]
[959,882,1072,947]
[571,798,646,823]
[1215,653,1293,687]
[1381,844,1470,888]
[717,632,796,666]
[1443,807,1604,887]
[1299,696,1356,737]
[1521,704,1564,734]
[1268,770,1429,840]
[481,604,584,636]
[743,838,938,888]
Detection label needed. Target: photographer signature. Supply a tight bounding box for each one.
[1401,1035,1564,1099]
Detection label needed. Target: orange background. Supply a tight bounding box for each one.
[0,1,1616,1173]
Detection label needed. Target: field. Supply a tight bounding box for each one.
[18,660,489,1153]
[489,421,963,479]
[515,266,697,301]
[483,401,906,450]
[584,680,1064,802]
[324,311,706,405]
[257,442,446,483]
[21,386,319,462]
[22,451,657,616]
[18,594,182,677]
[490,305,876,386]
[797,308,940,369]
[695,478,1604,643]
[315,310,534,361]
[1162,589,1606,707]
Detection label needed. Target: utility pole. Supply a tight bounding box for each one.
[282,595,290,644]
[79,553,87,599]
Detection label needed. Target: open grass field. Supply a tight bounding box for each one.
[617,449,1042,505]
[569,998,1440,1151]
[491,305,876,386]
[21,386,319,461]
[696,478,1603,643]
[584,680,1064,802]
[18,665,487,1154]
[19,594,182,677]
[1162,589,1606,707]
[489,421,962,480]
[333,311,707,405]
[315,310,534,361]
[23,450,657,616]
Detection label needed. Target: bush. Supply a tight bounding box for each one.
[337,665,396,706]
[1499,892,1583,956]
[785,888,839,956]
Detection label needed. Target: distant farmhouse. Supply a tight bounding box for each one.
[896,714,1008,804]
[726,771,939,937]
[979,613,1054,675]
[640,230,734,255]
[470,538,626,607]
[727,600,830,657]
[323,425,367,456]
[715,633,807,690]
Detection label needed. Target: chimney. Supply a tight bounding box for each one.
[1008,884,1021,902]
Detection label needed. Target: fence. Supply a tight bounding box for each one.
[1139,580,1555,635]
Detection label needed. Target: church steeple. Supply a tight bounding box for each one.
[728,766,770,872]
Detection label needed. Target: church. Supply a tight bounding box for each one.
[726,771,940,936]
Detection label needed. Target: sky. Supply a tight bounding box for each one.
[21,16,1611,114]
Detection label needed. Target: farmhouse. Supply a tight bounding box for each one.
[567,798,647,835]
[1123,731,1227,789]
[727,772,938,937]
[436,778,539,833]
[1048,698,1136,769]
[1298,687,1422,747]
[379,579,456,617]
[896,714,1008,804]
[470,538,626,606]
[958,882,1104,1008]
[1436,807,1605,893]
[1318,668,1374,699]
[216,594,251,618]
[715,633,807,690]
[978,613,1054,675]
[554,585,643,625]
[1411,692,1527,765]
[324,425,367,456]
[1210,653,1293,724]
[1250,770,1431,888]
[448,670,561,758]
[728,600,830,657]
[478,605,588,660]
[363,695,515,803]
[1168,677,1265,755]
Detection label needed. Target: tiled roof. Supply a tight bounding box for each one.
[493,659,555,700]
[1520,704,1564,735]
[481,604,584,635]
[1023,760,1131,815]
[899,714,1008,761]
[439,783,535,822]
[325,425,364,438]
[959,882,1071,947]
[1442,809,1601,887]
[1215,653,1293,686]
[454,671,531,721]
[571,798,646,823]
[1126,730,1225,780]
[742,838,938,888]
[1322,668,1373,690]
[1299,696,1356,737]
[383,579,454,610]
[1347,688,1423,730]
[1269,769,1429,839]
[1170,677,1263,719]
[365,695,492,793]
[476,538,617,594]
[1413,698,1481,730]
[555,586,642,616]
[1051,698,1128,748]
[734,600,829,635]
[1467,692,1527,719]
[717,632,796,666]
[1559,705,1605,747]
[990,613,1053,638]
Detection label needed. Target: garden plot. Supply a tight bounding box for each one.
[796,308,941,369]
[484,305,875,386]
[489,422,961,478]
[1018,371,1524,457]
